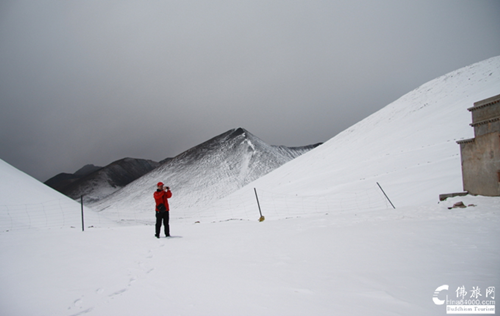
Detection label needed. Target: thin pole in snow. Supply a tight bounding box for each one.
[254,188,265,222]
[81,195,85,231]
[377,182,396,209]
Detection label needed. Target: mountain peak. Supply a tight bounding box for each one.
[90,127,320,212]
[232,127,248,135]
[225,127,251,140]
[74,164,101,177]
[232,127,247,135]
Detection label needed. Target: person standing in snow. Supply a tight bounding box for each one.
[153,182,172,238]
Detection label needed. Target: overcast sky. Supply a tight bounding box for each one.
[1,1,499,182]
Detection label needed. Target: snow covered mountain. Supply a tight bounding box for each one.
[89,127,320,218]
[209,56,500,220]
[88,57,500,224]
[1,57,499,316]
[46,158,160,204]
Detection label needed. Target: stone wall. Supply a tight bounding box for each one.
[458,132,500,196]
[458,94,500,196]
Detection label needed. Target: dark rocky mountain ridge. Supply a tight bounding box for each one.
[44,164,102,192]
[45,158,159,203]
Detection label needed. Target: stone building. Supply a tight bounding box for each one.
[457,94,500,196]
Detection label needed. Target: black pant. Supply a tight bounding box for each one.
[155,211,170,237]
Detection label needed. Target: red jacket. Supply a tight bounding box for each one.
[153,189,172,211]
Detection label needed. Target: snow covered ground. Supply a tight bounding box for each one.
[0,196,498,315]
[1,56,499,315]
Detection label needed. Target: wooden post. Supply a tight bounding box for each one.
[81,195,85,231]
[377,182,396,209]
[254,188,265,222]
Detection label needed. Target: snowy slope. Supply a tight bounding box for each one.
[0,159,110,231]
[90,128,320,221]
[208,56,500,220]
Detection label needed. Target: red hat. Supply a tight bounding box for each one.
[157,182,164,187]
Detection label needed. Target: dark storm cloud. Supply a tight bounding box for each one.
[1,0,499,181]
